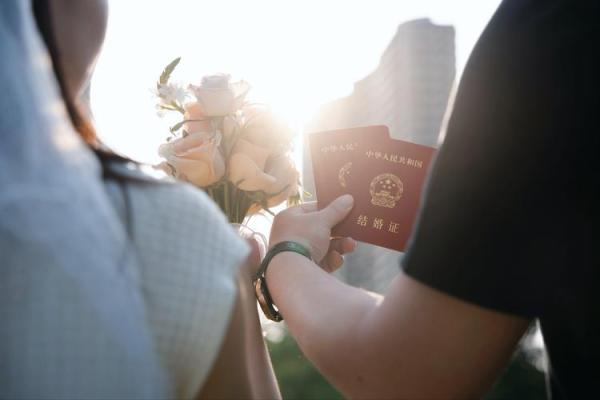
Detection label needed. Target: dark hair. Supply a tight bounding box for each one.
[32,0,135,174]
[32,0,97,146]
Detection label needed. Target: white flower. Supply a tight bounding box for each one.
[156,82,188,106]
[155,103,166,118]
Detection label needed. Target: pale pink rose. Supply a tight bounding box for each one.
[262,155,300,207]
[229,137,299,205]
[241,104,295,153]
[158,132,225,187]
[228,138,276,191]
[189,74,250,116]
[183,102,211,134]
[246,155,300,214]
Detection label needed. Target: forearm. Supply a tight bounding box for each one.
[265,198,531,398]
[267,254,529,399]
[266,252,383,390]
[238,274,281,400]
[199,269,280,400]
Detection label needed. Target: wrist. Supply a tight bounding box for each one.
[252,241,312,322]
[265,250,304,282]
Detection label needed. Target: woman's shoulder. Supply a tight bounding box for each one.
[104,159,221,218]
[105,160,250,263]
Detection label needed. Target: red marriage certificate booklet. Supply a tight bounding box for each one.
[309,125,436,252]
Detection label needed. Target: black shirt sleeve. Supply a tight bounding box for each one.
[401,0,596,318]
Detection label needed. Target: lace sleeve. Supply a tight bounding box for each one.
[118,181,250,398]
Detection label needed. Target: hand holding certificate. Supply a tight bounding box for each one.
[309,126,436,252]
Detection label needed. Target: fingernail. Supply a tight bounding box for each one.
[338,194,354,208]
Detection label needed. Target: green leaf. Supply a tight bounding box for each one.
[159,104,178,111]
[170,120,185,133]
[159,57,181,85]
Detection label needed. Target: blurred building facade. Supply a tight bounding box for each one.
[304,19,456,292]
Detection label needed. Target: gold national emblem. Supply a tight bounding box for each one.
[369,173,403,208]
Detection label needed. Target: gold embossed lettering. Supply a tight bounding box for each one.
[357,215,369,227]
[356,214,369,226]
[388,222,400,234]
[373,218,384,230]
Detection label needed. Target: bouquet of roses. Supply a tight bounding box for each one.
[154,58,301,224]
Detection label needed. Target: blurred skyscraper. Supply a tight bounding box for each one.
[304,19,456,292]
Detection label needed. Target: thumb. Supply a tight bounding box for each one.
[319,194,354,227]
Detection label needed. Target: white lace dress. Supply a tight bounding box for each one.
[104,164,250,399]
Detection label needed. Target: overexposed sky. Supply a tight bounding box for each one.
[92,0,502,164]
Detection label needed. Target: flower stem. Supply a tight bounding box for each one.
[224,181,231,222]
[205,181,256,224]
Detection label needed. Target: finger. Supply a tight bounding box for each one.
[299,201,319,213]
[321,250,344,273]
[330,237,357,255]
[244,237,262,268]
[318,194,354,227]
